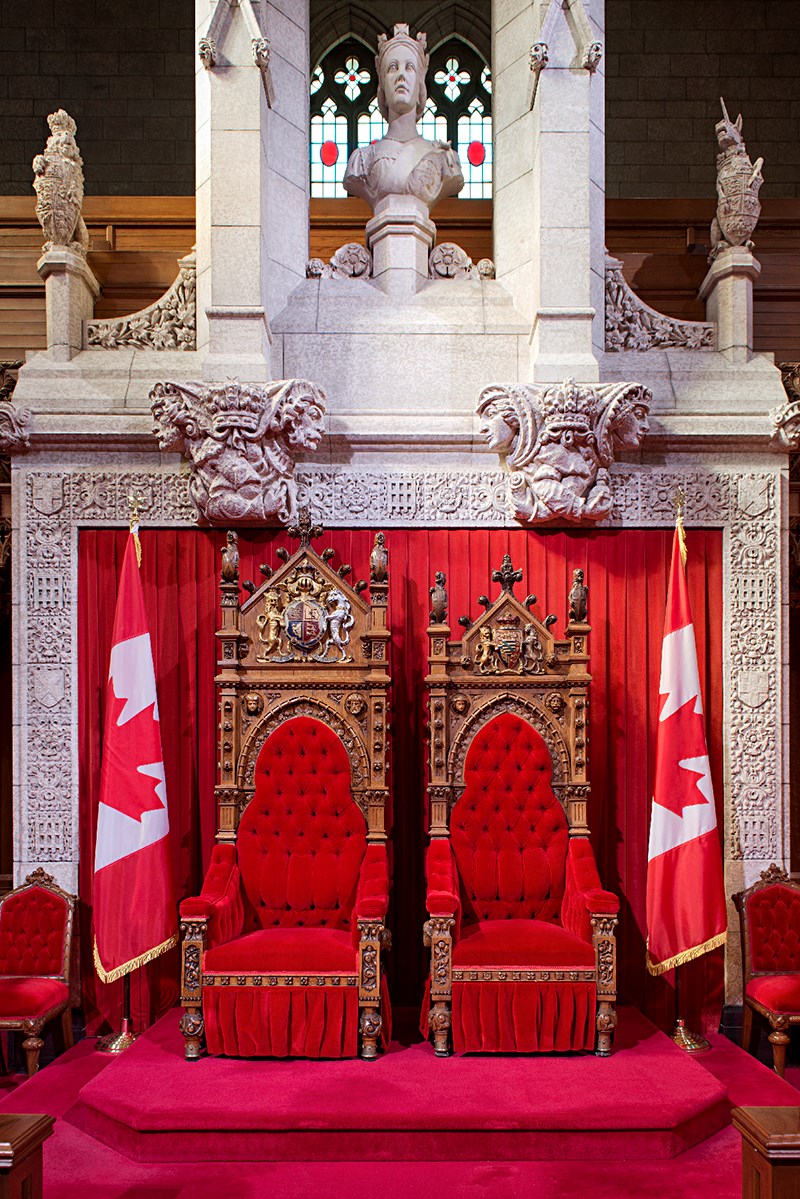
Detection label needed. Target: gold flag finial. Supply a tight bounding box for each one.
[671,487,687,566]
[127,491,143,567]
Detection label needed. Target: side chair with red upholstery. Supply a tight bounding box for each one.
[0,868,75,1076]
[422,557,619,1056]
[733,863,800,1077]
[179,517,392,1061]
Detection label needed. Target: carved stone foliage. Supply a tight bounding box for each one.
[150,378,327,524]
[0,361,31,455]
[32,110,89,256]
[710,98,763,262]
[476,377,652,524]
[605,255,715,351]
[86,252,196,351]
[308,243,373,281]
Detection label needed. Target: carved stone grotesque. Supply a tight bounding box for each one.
[343,24,463,214]
[710,98,763,263]
[0,361,31,454]
[32,110,89,256]
[477,378,651,524]
[370,532,389,583]
[149,378,326,524]
[568,568,588,624]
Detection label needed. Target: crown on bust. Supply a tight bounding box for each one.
[377,23,428,66]
[539,378,598,431]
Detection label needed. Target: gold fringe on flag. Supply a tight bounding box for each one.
[646,929,727,977]
[93,932,178,985]
[672,486,688,565]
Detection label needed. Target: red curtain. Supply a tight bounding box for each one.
[78,526,723,1036]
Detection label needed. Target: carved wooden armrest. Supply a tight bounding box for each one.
[179,915,207,1061]
[180,844,244,949]
[591,910,618,1056]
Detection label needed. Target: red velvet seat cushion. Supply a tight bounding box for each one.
[0,887,68,976]
[451,713,569,923]
[204,927,357,975]
[747,974,800,1015]
[238,717,366,932]
[747,884,800,973]
[0,977,68,1019]
[453,919,595,970]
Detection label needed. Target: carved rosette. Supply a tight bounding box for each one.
[150,377,327,524]
[605,255,715,351]
[86,252,196,351]
[476,377,651,525]
[429,243,475,280]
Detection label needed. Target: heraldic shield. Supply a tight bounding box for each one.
[178,513,393,1062]
[421,554,620,1057]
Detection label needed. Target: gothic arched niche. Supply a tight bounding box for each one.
[310,2,492,199]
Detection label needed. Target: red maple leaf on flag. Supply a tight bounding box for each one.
[653,693,712,818]
[99,698,166,822]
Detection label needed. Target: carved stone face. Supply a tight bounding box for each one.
[285,402,324,453]
[381,50,420,118]
[479,408,516,454]
[613,403,649,450]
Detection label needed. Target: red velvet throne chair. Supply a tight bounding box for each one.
[734,864,800,1077]
[422,557,619,1056]
[179,515,392,1061]
[0,868,75,1076]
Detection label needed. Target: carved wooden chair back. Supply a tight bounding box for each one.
[214,515,391,853]
[426,555,592,842]
[0,868,74,985]
[734,865,800,983]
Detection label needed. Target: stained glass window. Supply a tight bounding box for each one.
[310,36,492,200]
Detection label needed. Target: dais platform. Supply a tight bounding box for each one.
[75,1007,730,1163]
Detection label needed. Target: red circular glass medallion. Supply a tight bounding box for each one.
[467,140,485,167]
[320,140,339,167]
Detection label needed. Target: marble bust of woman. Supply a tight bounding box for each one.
[343,24,464,214]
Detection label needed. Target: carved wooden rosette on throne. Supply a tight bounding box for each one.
[423,557,619,1057]
[179,514,391,1061]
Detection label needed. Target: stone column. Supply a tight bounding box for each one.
[195,0,309,379]
[698,247,761,362]
[366,196,436,297]
[37,249,99,362]
[493,0,605,381]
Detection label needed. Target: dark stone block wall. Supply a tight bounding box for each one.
[0,0,195,195]
[0,0,797,199]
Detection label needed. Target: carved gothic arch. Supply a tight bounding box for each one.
[447,690,571,793]
[415,3,491,64]
[310,4,386,70]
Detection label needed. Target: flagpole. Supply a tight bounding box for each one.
[96,492,146,1055]
[665,487,711,1056]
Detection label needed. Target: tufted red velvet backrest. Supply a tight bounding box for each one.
[451,712,568,923]
[238,716,366,931]
[0,886,69,977]
[747,883,800,973]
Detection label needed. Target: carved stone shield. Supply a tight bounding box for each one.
[737,670,769,708]
[718,165,761,246]
[32,667,65,709]
[737,476,770,519]
[284,598,327,652]
[495,624,522,670]
[31,476,65,515]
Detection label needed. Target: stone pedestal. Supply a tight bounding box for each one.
[366,196,435,297]
[36,248,99,362]
[699,247,761,362]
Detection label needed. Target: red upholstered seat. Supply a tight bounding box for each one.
[746,975,800,1015]
[0,887,69,976]
[453,920,596,970]
[204,927,357,975]
[0,978,69,1020]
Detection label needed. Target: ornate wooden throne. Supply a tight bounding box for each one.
[179,514,392,1060]
[422,557,619,1055]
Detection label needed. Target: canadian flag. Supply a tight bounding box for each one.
[646,528,727,975]
[93,528,177,983]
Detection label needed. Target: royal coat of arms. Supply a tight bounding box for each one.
[256,563,355,663]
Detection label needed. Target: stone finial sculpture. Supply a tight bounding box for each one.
[709,98,763,263]
[220,530,239,584]
[429,571,448,624]
[477,378,651,524]
[32,110,89,256]
[343,23,463,213]
[370,532,389,583]
[150,378,326,524]
[568,568,588,624]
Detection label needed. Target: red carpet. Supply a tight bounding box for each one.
[0,1010,797,1197]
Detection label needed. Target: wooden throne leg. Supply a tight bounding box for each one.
[591,913,618,1057]
[22,1020,44,1077]
[429,1001,452,1057]
[768,1016,790,1078]
[359,1006,382,1061]
[179,1007,205,1062]
[596,1001,618,1057]
[742,1003,758,1055]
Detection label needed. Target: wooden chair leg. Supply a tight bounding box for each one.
[21,1022,43,1078]
[179,1007,205,1062]
[768,1017,790,1078]
[429,1001,452,1057]
[359,1005,382,1061]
